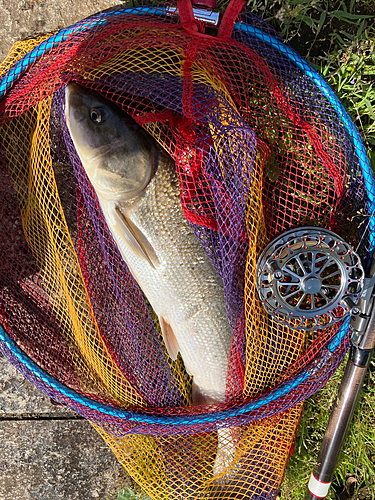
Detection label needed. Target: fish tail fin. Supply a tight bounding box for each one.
[191,383,237,477]
[213,427,237,475]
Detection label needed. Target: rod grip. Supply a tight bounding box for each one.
[304,360,368,499]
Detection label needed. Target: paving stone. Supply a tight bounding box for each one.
[0,0,122,62]
[0,352,75,418]
[0,3,134,498]
[0,353,131,499]
[0,419,132,500]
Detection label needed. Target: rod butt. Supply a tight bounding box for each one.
[305,473,332,499]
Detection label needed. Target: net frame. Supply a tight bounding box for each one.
[0,319,350,433]
[0,6,373,430]
[0,4,374,499]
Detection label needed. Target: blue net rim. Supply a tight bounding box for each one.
[0,320,349,425]
[0,6,373,426]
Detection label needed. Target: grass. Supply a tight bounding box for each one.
[115,1,375,499]
[117,486,152,500]
[260,3,375,497]
[281,357,375,499]
[249,0,375,166]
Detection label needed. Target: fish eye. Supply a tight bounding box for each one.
[90,107,108,123]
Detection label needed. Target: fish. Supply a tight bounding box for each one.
[64,83,235,472]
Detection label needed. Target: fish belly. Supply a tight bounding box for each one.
[99,156,232,405]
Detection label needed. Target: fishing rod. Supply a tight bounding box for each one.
[255,225,374,499]
[305,252,375,499]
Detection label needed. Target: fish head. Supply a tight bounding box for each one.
[65,83,158,201]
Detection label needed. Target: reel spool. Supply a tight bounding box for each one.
[256,227,365,331]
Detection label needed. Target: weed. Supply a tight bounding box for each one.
[117,486,152,500]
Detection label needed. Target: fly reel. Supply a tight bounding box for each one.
[256,227,365,331]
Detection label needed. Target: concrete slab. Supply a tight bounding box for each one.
[0,419,132,500]
[0,352,75,418]
[0,351,133,500]
[0,0,122,62]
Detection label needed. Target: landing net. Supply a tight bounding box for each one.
[0,2,373,499]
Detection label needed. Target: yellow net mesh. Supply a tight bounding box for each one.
[0,6,365,499]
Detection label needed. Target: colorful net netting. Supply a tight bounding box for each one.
[0,2,374,499]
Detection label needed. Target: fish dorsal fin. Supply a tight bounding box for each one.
[114,205,159,269]
[159,316,180,361]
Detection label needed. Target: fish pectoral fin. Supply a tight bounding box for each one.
[159,316,180,361]
[114,205,159,269]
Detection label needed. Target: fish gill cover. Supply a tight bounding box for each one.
[0,1,373,499]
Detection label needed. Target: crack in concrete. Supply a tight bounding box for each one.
[0,415,85,421]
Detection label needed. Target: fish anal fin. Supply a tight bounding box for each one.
[192,381,217,406]
[114,205,159,269]
[159,316,180,361]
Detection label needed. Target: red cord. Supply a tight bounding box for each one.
[217,0,245,39]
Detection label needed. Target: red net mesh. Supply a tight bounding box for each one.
[0,3,373,499]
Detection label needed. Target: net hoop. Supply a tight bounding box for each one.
[0,319,348,426]
[0,6,373,431]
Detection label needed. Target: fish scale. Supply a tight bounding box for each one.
[112,154,232,403]
[64,83,233,406]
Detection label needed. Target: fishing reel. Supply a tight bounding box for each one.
[256,227,365,331]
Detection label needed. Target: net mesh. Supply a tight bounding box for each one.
[0,3,373,499]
